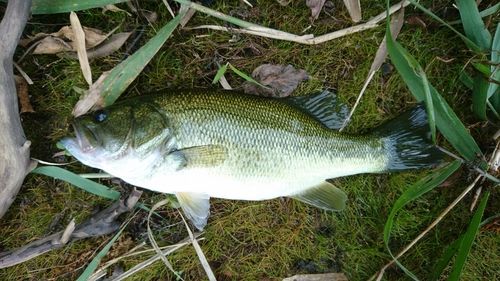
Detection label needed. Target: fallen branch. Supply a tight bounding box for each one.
[0,0,37,219]
[0,189,142,269]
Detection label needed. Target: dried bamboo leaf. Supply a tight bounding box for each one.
[72,71,110,117]
[70,12,92,86]
[342,0,361,22]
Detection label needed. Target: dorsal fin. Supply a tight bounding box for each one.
[282,91,349,130]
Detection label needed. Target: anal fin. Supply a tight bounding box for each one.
[175,192,211,230]
[289,181,347,211]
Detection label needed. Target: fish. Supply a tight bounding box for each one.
[60,89,443,230]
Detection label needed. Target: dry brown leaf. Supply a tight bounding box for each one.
[407,15,427,28]
[72,71,110,117]
[14,75,34,114]
[62,32,133,60]
[342,0,361,22]
[70,11,92,86]
[242,64,309,97]
[54,26,107,49]
[29,25,113,55]
[102,4,130,15]
[32,36,72,54]
[306,0,326,20]
[370,6,405,74]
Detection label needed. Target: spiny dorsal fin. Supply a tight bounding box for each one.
[282,91,349,130]
[175,192,210,230]
[289,181,347,211]
[178,145,228,168]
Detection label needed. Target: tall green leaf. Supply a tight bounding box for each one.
[429,235,464,281]
[472,77,490,121]
[32,0,129,14]
[455,0,492,51]
[30,166,151,212]
[488,24,500,114]
[448,192,490,280]
[430,208,499,280]
[31,166,120,200]
[100,9,187,106]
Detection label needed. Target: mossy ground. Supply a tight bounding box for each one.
[1,0,499,280]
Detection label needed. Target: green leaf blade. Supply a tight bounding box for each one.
[455,0,492,51]
[30,166,120,200]
[100,9,187,106]
[448,192,490,280]
[32,0,129,14]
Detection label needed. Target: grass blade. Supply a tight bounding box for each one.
[487,24,500,113]
[455,0,492,51]
[212,62,228,84]
[31,166,152,212]
[431,211,500,280]
[31,0,129,14]
[449,3,500,25]
[147,198,183,280]
[180,213,216,281]
[448,191,490,280]
[99,9,187,106]
[228,63,269,89]
[472,77,490,121]
[429,235,464,281]
[383,161,461,279]
[30,166,120,200]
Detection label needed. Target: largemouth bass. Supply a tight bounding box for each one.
[61,89,443,230]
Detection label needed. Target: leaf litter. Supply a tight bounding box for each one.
[19,20,132,59]
[242,64,309,97]
[14,75,34,114]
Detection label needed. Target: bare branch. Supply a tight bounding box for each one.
[0,0,37,219]
[0,189,142,269]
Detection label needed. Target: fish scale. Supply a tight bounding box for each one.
[61,89,443,230]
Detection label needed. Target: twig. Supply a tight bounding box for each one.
[178,0,411,45]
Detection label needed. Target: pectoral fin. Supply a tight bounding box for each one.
[175,192,211,230]
[289,181,347,211]
[178,145,228,168]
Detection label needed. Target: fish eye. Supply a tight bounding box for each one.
[93,109,108,123]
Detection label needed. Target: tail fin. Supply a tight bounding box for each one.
[372,102,443,172]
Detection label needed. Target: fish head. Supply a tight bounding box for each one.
[60,101,174,170]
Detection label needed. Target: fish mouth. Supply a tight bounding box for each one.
[61,120,98,154]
